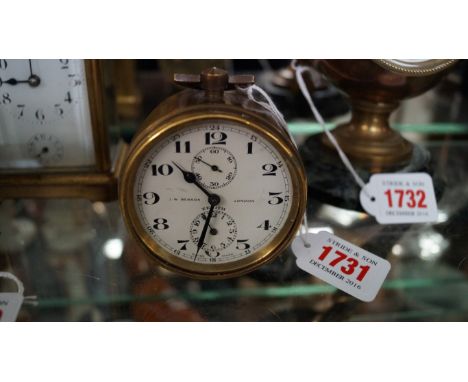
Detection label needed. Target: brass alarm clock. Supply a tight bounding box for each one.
[119,67,307,279]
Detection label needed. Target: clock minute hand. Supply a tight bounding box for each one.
[194,195,220,261]
[201,213,218,235]
[195,204,214,261]
[26,60,41,87]
[28,59,34,77]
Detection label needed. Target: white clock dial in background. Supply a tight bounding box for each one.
[134,121,292,265]
[26,133,64,165]
[0,59,95,169]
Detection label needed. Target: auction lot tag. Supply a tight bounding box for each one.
[360,173,437,224]
[0,272,24,322]
[292,232,391,302]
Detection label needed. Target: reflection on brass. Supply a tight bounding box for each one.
[120,67,307,279]
[159,60,229,78]
[271,64,326,92]
[312,59,457,171]
[113,60,142,121]
[173,67,255,100]
[0,60,120,201]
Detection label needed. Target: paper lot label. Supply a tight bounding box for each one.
[292,232,391,302]
[0,293,23,322]
[360,173,437,224]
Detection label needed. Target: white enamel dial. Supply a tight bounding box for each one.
[134,120,292,265]
[0,59,95,169]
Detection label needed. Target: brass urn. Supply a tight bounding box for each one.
[312,59,457,171]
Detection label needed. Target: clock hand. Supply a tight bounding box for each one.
[27,60,41,87]
[0,76,41,87]
[3,78,30,85]
[194,156,222,173]
[35,146,49,158]
[0,60,39,87]
[171,161,214,198]
[201,213,218,235]
[194,196,220,260]
[28,59,33,77]
[195,204,214,260]
[172,160,221,259]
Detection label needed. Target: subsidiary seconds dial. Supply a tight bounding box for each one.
[27,133,64,165]
[191,146,237,189]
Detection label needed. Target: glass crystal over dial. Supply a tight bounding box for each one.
[133,120,293,267]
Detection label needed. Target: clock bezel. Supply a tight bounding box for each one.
[0,59,119,201]
[374,59,457,76]
[120,110,307,279]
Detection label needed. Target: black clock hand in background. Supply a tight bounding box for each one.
[0,78,30,86]
[0,60,40,88]
[25,60,41,87]
[1,77,40,87]
[28,60,34,77]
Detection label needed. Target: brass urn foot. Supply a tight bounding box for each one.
[300,135,433,211]
[322,100,413,172]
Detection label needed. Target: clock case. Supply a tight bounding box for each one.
[0,60,122,201]
[119,68,308,279]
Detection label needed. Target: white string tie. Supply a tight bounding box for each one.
[291,60,372,199]
[237,84,297,148]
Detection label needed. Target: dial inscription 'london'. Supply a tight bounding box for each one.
[134,121,292,265]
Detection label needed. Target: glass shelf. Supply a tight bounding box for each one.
[2,123,468,321]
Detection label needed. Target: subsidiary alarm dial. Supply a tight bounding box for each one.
[27,133,64,165]
[189,208,238,261]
